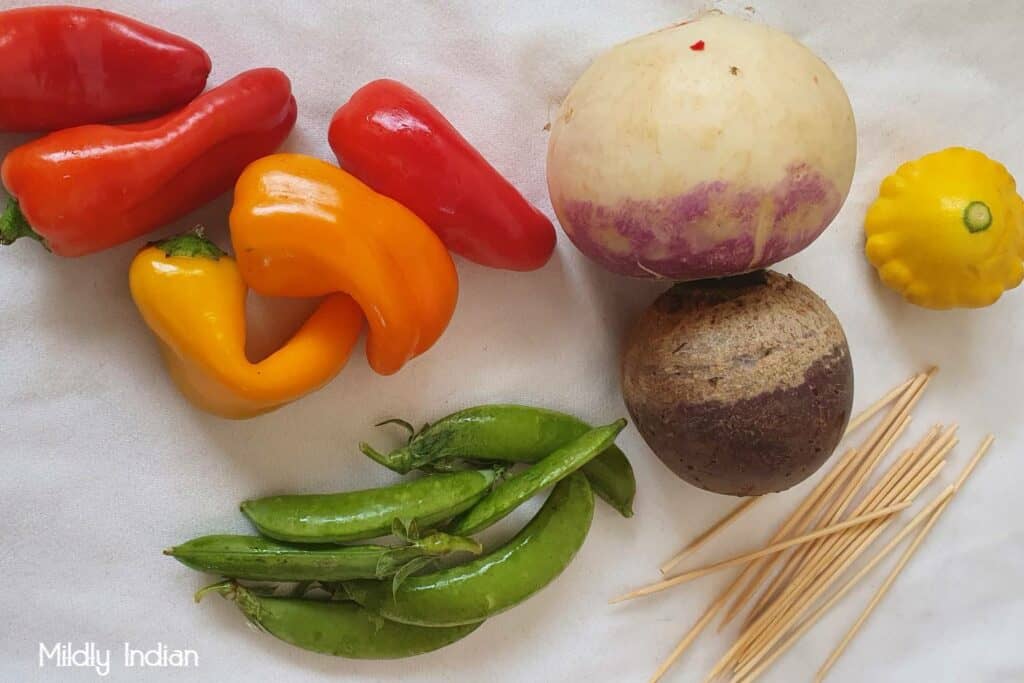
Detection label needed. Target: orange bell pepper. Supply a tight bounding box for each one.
[129,232,363,419]
[230,153,459,376]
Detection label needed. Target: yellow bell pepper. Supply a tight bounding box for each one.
[865,147,1024,309]
[230,153,459,376]
[129,232,363,419]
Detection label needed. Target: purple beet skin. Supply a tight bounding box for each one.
[558,163,842,279]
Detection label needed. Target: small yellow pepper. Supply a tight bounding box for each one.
[865,147,1024,309]
[129,232,363,419]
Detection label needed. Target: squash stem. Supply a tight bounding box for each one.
[963,201,992,233]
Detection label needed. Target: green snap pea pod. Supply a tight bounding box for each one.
[361,405,636,517]
[344,471,594,627]
[241,470,495,544]
[448,419,626,536]
[197,581,480,659]
[164,532,482,582]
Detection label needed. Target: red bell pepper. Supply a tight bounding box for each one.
[0,6,211,132]
[0,68,296,257]
[328,79,556,271]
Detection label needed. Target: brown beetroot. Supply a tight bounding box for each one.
[621,271,853,496]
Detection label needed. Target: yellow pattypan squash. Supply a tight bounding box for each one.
[865,147,1024,309]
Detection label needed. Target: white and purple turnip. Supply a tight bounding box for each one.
[547,13,856,280]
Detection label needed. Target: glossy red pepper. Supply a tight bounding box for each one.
[0,6,211,132]
[0,68,296,257]
[329,79,556,271]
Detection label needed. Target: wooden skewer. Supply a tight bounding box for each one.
[845,426,948,526]
[727,415,925,667]
[661,497,762,574]
[649,448,861,682]
[735,461,949,678]
[743,438,951,659]
[732,484,957,683]
[727,432,949,675]
[611,502,911,604]
[742,424,942,628]
[734,476,942,677]
[815,435,994,681]
[761,416,912,590]
[733,459,950,679]
[800,428,953,597]
[951,435,995,490]
[746,418,944,629]
[869,426,956,509]
[842,372,919,437]
[741,434,991,682]
[816,501,948,681]
[722,369,932,632]
[723,382,918,633]
[832,411,912,520]
[823,415,910,535]
[654,371,935,683]
[718,482,908,675]
[719,447,860,628]
[734,503,941,682]
[816,373,928,539]
[855,369,933,455]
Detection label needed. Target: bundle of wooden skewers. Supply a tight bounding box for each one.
[611,368,996,682]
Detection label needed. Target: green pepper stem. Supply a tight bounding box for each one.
[152,228,226,260]
[0,199,45,247]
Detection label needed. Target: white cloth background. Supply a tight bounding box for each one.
[1,1,1020,681]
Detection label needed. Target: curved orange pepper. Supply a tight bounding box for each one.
[230,153,458,375]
